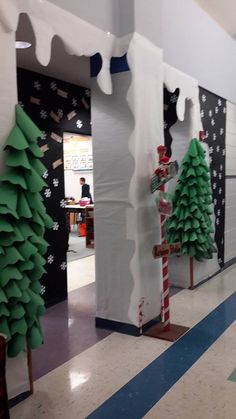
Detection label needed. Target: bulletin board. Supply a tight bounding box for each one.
[64,134,93,171]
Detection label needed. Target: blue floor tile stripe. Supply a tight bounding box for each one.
[87,291,236,419]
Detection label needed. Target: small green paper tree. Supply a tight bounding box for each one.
[0,105,53,357]
[166,138,216,261]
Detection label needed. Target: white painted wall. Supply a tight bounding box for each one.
[135,0,236,104]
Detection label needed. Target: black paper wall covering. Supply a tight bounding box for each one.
[199,88,226,267]
[164,87,179,158]
[17,68,91,306]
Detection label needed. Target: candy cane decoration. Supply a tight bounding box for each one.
[157,147,170,331]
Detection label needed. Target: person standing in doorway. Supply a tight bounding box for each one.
[80,177,93,204]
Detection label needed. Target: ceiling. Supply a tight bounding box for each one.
[16,14,91,88]
[195,0,236,38]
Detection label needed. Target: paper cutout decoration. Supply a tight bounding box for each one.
[166,138,216,261]
[0,105,53,357]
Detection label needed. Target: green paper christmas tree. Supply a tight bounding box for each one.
[166,138,216,261]
[0,105,53,357]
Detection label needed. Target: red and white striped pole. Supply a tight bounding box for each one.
[158,148,170,331]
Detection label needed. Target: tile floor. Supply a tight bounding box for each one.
[10,264,236,419]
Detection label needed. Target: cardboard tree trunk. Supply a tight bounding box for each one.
[0,105,53,358]
[166,138,216,262]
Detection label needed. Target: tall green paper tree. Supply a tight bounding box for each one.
[166,138,216,261]
[0,105,53,357]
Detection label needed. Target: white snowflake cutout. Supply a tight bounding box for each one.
[220,128,224,135]
[220,164,223,171]
[216,145,220,152]
[76,119,83,129]
[57,109,64,119]
[213,133,217,141]
[85,89,91,98]
[222,148,226,156]
[218,99,222,106]
[42,170,49,179]
[44,188,52,198]
[222,199,225,205]
[216,218,219,225]
[50,81,57,91]
[34,81,41,91]
[40,285,46,295]
[209,146,213,154]
[211,118,215,126]
[209,109,213,117]
[209,156,213,164]
[219,173,222,180]
[53,222,59,231]
[40,110,47,119]
[214,198,217,206]
[213,170,217,177]
[72,98,78,107]
[47,254,54,264]
[201,94,206,102]
[223,106,226,114]
[60,199,66,208]
[41,131,47,140]
[213,182,217,190]
[53,178,59,187]
[205,130,209,139]
[219,187,222,195]
[215,106,219,114]
[217,209,221,216]
[60,262,67,271]
[200,109,204,118]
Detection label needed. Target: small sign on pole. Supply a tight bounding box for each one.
[153,242,180,259]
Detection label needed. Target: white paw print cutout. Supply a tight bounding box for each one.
[222,148,226,156]
[60,262,67,271]
[53,178,59,187]
[200,109,204,118]
[209,146,213,154]
[72,98,78,107]
[216,145,220,152]
[201,94,206,102]
[211,118,215,126]
[223,106,226,114]
[221,239,224,245]
[76,119,83,129]
[219,173,222,180]
[222,199,225,205]
[215,106,219,114]
[217,209,221,216]
[50,81,57,91]
[214,198,217,206]
[57,109,64,119]
[213,170,217,177]
[213,133,217,141]
[44,188,52,198]
[40,110,47,119]
[216,218,219,225]
[205,131,209,139]
[220,164,223,171]
[218,187,222,195]
[53,222,59,231]
[209,109,213,117]
[218,257,222,264]
[42,170,49,179]
[220,128,224,135]
[218,99,222,106]
[47,255,54,264]
[60,199,66,208]
[209,156,213,164]
[85,89,91,98]
[34,81,41,91]
[213,182,217,190]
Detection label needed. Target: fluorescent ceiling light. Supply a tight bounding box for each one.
[15,41,32,49]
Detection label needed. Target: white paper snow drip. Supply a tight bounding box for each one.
[164,63,202,137]
[0,0,130,95]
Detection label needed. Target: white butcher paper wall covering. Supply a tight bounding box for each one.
[225,101,236,263]
[0,0,131,399]
[163,65,219,288]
